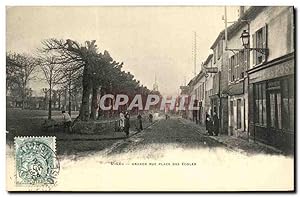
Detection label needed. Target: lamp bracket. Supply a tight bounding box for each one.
[225,47,269,55]
[225,48,243,55]
[248,48,269,55]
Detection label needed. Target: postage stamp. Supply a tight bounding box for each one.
[14,136,60,186]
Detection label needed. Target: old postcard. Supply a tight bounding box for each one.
[6,6,295,191]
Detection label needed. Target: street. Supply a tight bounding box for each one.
[52,116,228,158]
[6,115,294,191]
[107,116,226,156]
[52,116,293,191]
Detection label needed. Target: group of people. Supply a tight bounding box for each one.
[119,112,155,137]
[205,112,219,136]
[61,109,154,137]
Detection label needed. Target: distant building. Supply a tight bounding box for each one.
[203,54,214,115]
[152,74,159,92]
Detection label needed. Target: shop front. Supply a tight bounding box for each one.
[248,53,294,153]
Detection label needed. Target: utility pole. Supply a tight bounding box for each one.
[224,6,228,49]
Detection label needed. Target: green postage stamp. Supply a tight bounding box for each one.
[14,136,60,186]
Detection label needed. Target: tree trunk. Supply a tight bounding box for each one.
[79,66,91,121]
[48,84,52,120]
[22,88,25,110]
[97,88,104,120]
[58,93,61,110]
[90,85,98,120]
[64,88,67,110]
[68,75,72,117]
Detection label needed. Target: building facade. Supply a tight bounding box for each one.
[246,6,294,152]
[186,70,206,124]
[181,6,294,153]
[203,54,214,116]
[226,12,251,139]
[210,32,229,134]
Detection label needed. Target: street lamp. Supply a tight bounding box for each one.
[240,30,250,48]
[226,28,268,55]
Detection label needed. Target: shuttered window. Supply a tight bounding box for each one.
[252,24,268,65]
[228,57,232,82]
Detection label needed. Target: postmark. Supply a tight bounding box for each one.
[14,136,60,186]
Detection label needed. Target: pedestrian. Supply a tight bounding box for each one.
[119,112,125,132]
[165,113,169,120]
[213,112,219,136]
[207,117,213,136]
[205,112,209,132]
[149,113,153,123]
[62,110,72,133]
[124,111,130,137]
[137,113,143,131]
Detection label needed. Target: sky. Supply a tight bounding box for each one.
[6,6,239,97]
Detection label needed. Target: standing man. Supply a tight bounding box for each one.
[62,110,72,133]
[213,112,219,136]
[124,111,130,137]
[149,113,153,123]
[119,112,125,132]
[205,112,209,132]
[137,113,143,131]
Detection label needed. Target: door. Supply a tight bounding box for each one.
[267,90,282,146]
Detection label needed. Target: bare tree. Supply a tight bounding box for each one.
[41,39,93,121]
[6,52,38,109]
[39,55,64,119]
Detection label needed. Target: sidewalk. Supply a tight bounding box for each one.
[179,118,285,156]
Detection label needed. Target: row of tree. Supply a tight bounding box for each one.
[7,38,158,121]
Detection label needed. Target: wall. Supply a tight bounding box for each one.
[212,39,229,133]
[249,6,294,68]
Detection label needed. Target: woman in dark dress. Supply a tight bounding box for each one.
[137,113,143,131]
[213,112,219,136]
[124,112,130,137]
[205,112,209,132]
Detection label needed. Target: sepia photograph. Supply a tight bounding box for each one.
[5,5,295,192]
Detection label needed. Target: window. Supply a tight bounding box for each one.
[230,101,234,116]
[281,77,294,131]
[229,55,235,82]
[253,25,268,65]
[269,91,282,129]
[254,83,267,126]
[229,52,245,82]
[266,78,294,131]
[230,100,234,128]
[235,53,239,80]
[289,78,294,130]
[262,83,267,126]
[199,84,202,100]
[256,29,264,63]
[217,40,223,59]
[238,50,245,79]
[237,99,242,129]
[213,74,219,94]
[213,49,216,63]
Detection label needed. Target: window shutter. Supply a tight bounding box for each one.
[220,40,223,56]
[229,57,232,82]
[235,54,238,80]
[229,58,231,82]
[252,33,257,65]
[262,24,268,62]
